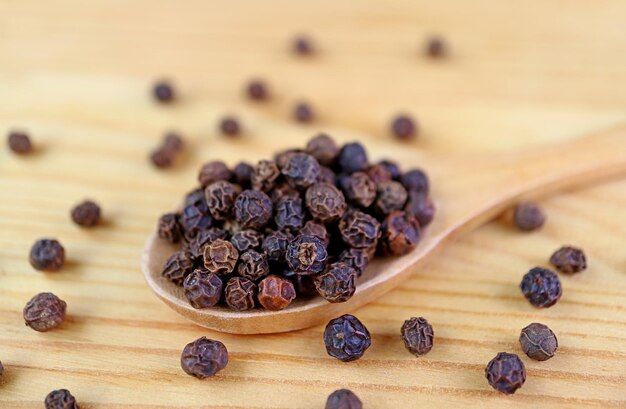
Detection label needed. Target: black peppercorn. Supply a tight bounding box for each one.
[401,169,429,195]
[306,133,339,166]
[184,228,227,260]
[341,172,377,208]
[281,152,321,190]
[224,276,257,310]
[405,192,436,227]
[153,80,175,103]
[262,230,293,262]
[378,159,402,180]
[271,182,300,204]
[339,248,370,277]
[485,352,526,394]
[286,235,328,275]
[519,322,558,361]
[230,229,264,253]
[513,202,545,231]
[391,114,417,140]
[258,274,296,310]
[180,203,213,237]
[157,213,182,244]
[293,101,315,123]
[238,250,270,281]
[184,188,206,208]
[299,220,330,247]
[235,189,273,229]
[7,131,33,155]
[425,36,446,58]
[163,132,184,152]
[317,166,336,185]
[204,181,240,220]
[290,275,317,298]
[181,337,228,379]
[162,250,194,285]
[375,181,408,215]
[29,239,65,272]
[325,389,362,409]
[44,388,79,409]
[338,142,368,174]
[150,148,174,169]
[220,116,241,136]
[324,314,371,362]
[401,317,434,357]
[251,160,281,192]
[380,211,421,255]
[274,148,302,169]
[366,163,393,184]
[550,246,586,274]
[23,292,67,332]
[293,35,314,55]
[305,183,347,223]
[70,200,101,227]
[232,162,254,188]
[183,269,223,309]
[246,79,269,101]
[275,197,306,231]
[198,161,232,187]
[203,239,239,276]
[339,209,381,249]
[520,267,562,308]
[315,262,357,303]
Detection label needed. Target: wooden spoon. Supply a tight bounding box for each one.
[142,124,626,334]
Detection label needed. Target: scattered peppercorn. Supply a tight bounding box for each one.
[405,192,436,227]
[380,211,421,255]
[204,181,240,220]
[7,131,33,155]
[286,234,328,275]
[23,292,67,332]
[232,162,254,188]
[70,200,101,227]
[324,314,371,362]
[153,80,175,103]
[198,161,232,187]
[246,79,268,101]
[292,35,314,55]
[339,248,369,277]
[425,36,446,58]
[258,275,296,310]
[180,337,228,379]
[220,116,241,136]
[391,115,417,140]
[315,262,357,303]
[150,148,174,168]
[341,172,377,208]
[325,389,362,409]
[485,352,526,394]
[251,160,281,192]
[162,250,194,285]
[235,189,273,229]
[224,276,257,310]
[513,202,545,231]
[520,267,562,308]
[158,213,182,244]
[44,389,79,409]
[203,239,239,276]
[183,269,223,309]
[306,133,339,166]
[293,101,315,123]
[519,323,558,361]
[550,246,586,274]
[338,142,368,174]
[401,317,434,357]
[29,239,65,272]
[339,209,381,249]
[0,360,3,379]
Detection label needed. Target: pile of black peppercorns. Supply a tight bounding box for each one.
[156,133,435,312]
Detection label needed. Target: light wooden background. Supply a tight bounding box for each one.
[0,1,625,407]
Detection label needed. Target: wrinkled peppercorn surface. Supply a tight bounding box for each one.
[162,251,194,285]
[203,239,239,276]
[23,292,67,332]
[224,277,257,310]
[286,235,328,275]
[180,337,228,379]
[71,200,101,227]
[44,389,79,409]
[29,239,65,272]
[519,323,558,361]
[550,246,586,274]
[485,352,526,394]
[520,267,562,308]
[258,275,296,310]
[183,269,223,309]
[380,211,420,255]
[324,314,371,362]
[401,317,434,356]
[315,262,357,303]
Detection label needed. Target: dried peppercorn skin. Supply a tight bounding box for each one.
[271,182,301,204]
[339,210,381,249]
[520,267,562,308]
[157,213,182,244]
[29,239,66,272]
[378,160,401,180]
[23,292,67,332]
[204,181,240,220]
[299,220,330,247]
[315,262,357,303]
[366,164,393,185]
[306,133,339,166]
[274,197,306,231]
[485,352,526,394]
[305,183,347,223]
[258,275,296,310]
[230,229,264,253]
[405,192,436,227]
[375,181,408,215]
[183,269,223,309]
[232,162,254,188]
[401,169,429,195]
[198,161,232,187]
[44,388,79,409]
[341,172,377,208]
[203,239,239,276]
[180,337,228,379]
[238,250,270,281]
[519,323,558,361]
[293,102,314,123]
[380,211,421,255]
[251,160,281,192]
[324,314,371,362]
[224,277,257,310]
[184,228,227,261]
[286,235,328,275]
[8,131,33,155]
[290,274,318,298]
[153,81,175,103]
[220,116,241,136]
[391,115,417,140]
[401,317,434,356]
[162,251,194,285]
[549,246,586,274]
[262,230,293,263]
[274,148,303,170]
[317,166,337,185]
[281,152,321,190]
[513,202,545,231]
[179,203,213,238]
[325,389,363,409]
[339,248,369,277]
[247,79,268,101]
[234,190,273,230]
[150,148,174,168]
[338,143,368,174]
[71,200,101,227]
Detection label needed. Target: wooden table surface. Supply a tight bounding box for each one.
[1,1,625,407]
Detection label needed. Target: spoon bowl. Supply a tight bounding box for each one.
[143,124,626,334]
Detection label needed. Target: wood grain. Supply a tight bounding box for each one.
[0,0,625,407]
